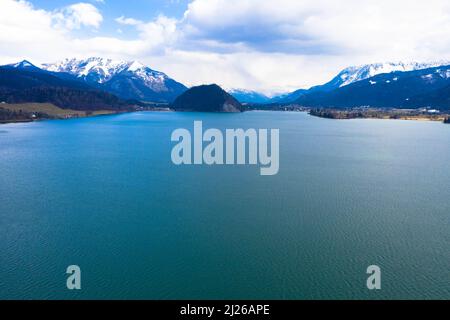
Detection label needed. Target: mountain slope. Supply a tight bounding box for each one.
[42,57,187,102]
[172,84,243,112]
[270,61,450,103]
[317,62,449,90]
[405,83,450,108]
[0,62,134,110]
[295,65,450,109]
[269,89,308,104]
[228,89,270,104]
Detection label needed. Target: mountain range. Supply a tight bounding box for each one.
[0,61,133,111]
[227,89,270,104]
[293,64,450,109]
[42,57,187,103]
[1,58,450,111]
[266,61,450,105]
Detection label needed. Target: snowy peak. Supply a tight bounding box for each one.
[13,60,34,68]
[120,62,168,90]
[332,61,450,88]
[7,60,41,71]
[43,57,160,83]
[269,60,450,104]
[41,57,187,102]
[293,63,450,109]
[42,57,168,85]
[228,88,270,104]
[127,60,145,72]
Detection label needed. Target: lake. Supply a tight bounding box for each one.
[0,111,449,299]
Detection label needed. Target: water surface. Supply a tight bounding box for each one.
[0,111,449,299]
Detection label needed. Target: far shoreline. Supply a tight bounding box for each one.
[247,104,450,124]
[1,103,450,125]
[306,107,450,124]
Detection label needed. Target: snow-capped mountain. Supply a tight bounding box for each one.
[294,64,450,109]
[42,57,187,102]
[270,61,450,103]
[42,57,130,83]
[5,59,43,72]
[0,60,133,110]
[228,89,270,104]
[321,61,450,90]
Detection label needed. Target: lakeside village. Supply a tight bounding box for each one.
[307,106,450,123]
[245,102,450,123]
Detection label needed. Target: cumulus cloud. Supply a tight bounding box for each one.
[1,0,450,93]
[53,2,103,30]
[0,1,174,62]
[181,0,450,58]
[125,0,450,92]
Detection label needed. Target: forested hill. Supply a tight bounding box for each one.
[172,84,243,112]
[0,67,136,111]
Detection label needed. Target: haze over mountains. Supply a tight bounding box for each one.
[1,58,450,111]
[227,89,270,104]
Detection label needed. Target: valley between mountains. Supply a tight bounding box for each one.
[1,58,450,123]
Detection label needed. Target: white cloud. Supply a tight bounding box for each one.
[53,2,103,30]
[1,0,450,94]
[115,16,143,26]
[137,15,179,47]
[181,0,450,58]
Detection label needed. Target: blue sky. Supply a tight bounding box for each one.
[1,0,449,94]
[32,0,189,20]
[31,0,190,38]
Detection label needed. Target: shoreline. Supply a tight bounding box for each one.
[308,108,450,124]
[0,109,125,125]
[0,102,176,125]
[2,104,450,125]
[0,102,157,125]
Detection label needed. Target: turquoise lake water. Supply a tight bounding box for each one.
[0,111,449,299]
